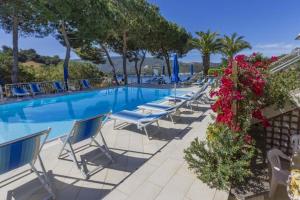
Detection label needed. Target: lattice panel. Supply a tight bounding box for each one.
[264,108,300,155]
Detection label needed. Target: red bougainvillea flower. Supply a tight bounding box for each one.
[252,109,270,127]
[271,56,278,62]
[211,53,273,130]
[244,134,253,144]
[224,67,232,75]
[210,90,218,98]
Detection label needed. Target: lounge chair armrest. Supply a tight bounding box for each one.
[278,151,290,161]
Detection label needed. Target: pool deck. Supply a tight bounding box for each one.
[0,86,229,200]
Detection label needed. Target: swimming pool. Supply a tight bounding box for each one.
[0,87,186,143]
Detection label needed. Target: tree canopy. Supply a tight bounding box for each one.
[220,33,252,59]
[0,0,254,85]
[0,0,50,83]
[191,30,221,76]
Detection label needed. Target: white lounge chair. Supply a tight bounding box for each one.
[109,110,168,139]
[267,149,290,198]
[192,78,205,86]
[80,79,92,90]
[137,99,186,123]
[11,86,31,97]
[166,83,209,110]
[57,114,113,179]
[53,81,65,93]
[0,129,55,199]
[29,83,44,96]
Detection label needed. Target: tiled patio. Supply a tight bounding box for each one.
[0,89,229,200]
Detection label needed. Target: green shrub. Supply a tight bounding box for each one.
[0,53,104,84]
[264,69,300,108]
[184,123,256,190]
[21,61,104,82]
[208,67,224,76]
[0,53,35,84]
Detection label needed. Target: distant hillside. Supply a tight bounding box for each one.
[75,56,220,75]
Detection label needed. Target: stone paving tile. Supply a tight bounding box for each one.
[125,181,162,200]
[185,179,216,200]
[103,189,128,200]
[118,163,157,195]
[213,190,230,200]
[154,173,195,200]
[148,158,184,187]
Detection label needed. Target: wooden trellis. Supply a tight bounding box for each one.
[252,108,300,156]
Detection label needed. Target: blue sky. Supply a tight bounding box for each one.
[1,0,300,62]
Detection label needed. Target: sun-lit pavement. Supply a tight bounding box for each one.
[0,87,229,200]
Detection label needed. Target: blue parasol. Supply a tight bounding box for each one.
[63,65,69,90]
[190,64,194,76]
[171,54,180,101]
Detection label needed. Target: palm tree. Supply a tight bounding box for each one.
[220,33,252,59]
[191,30,221,77]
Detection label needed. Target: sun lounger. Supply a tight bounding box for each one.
[208,77,216,85]
[109,110,168,139]
[29,83,44,95]
[192,78,205,86]
[0,129,55,199]
[137,100,186,123]
[80,79,92,89]
[57,114,113,179]
[166,83,209,110]
[11,86,31,97]
[53,81,65,93]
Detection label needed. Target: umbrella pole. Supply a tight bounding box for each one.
[174,83,177,105]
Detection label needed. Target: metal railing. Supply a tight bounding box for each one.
[4,77,115,98]
[270,48,300,73]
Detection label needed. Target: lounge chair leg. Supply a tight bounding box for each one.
[67,143,81,170]
[37,155,50,185]
[30,163,55,198]
[170,115,175,124]
[66,143,88,178]
[57,137,68,158]
[113,119,117,130]
[92,134,113,162]
[143,127,151,140]
[80,156,89,179]
[156,121,160,128]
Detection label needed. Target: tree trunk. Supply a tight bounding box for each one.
[11,14,19,83]
[164,53,171,77]
[138,51,146,84]
[122,31,128,85]
[61,22,71,90]
[100,43,119,85]
[202,53,210,77]
[134,57,139,84]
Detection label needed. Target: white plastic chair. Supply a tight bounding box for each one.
[291,135,300,153]
[267,149,290,198]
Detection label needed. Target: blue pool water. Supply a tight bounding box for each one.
[0,87,185,143]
